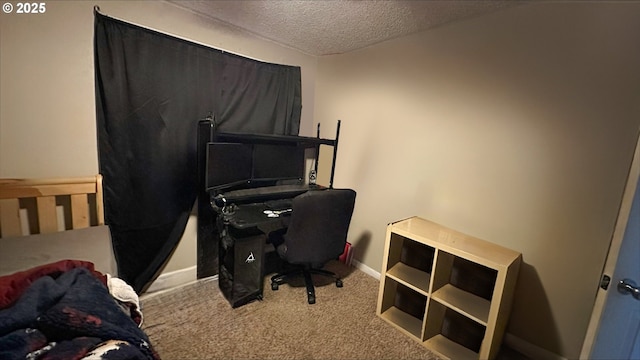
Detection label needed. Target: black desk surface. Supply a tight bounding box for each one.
[219,184,321,204]
[223,203,291,230]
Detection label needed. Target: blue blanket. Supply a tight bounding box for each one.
[0,267,159,359]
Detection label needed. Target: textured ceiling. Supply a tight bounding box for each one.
[168,0,520,56]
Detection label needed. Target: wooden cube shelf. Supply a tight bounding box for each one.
[376,217,521,360]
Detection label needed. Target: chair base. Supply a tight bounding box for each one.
[270,266,343,304]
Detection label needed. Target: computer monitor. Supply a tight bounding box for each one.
[206,142,306,191]
[252,144,305,183]
[205,142,252,191]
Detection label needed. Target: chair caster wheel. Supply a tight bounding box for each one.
[308,295,316,304]
[271,282,279,291]
[336,279,343,288]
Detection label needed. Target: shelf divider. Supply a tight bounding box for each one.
[386,263,430,295]
[432,284,490,325]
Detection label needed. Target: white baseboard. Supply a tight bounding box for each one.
[144,259,380,296]
[352,259,381,279]
[145,265,198,294]
[145,258,379,296]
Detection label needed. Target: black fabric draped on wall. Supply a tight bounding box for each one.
[93,11,301,292]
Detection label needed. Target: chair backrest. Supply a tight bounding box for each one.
[282,188,356,266]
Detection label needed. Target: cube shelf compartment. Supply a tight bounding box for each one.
[376,217,521,360]
[378,278,427,339]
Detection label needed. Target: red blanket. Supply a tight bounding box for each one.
[0,260,107,309]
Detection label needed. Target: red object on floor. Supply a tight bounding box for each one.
[339,242,353,265]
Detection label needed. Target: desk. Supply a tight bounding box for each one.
[197,119,341,282]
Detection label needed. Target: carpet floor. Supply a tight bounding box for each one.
[140,261,442,360]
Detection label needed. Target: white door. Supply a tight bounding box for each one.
[582,132,640,359]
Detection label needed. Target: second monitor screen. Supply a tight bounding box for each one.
[252,144,305,181]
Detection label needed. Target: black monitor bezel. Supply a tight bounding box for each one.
[205,142,252,191]
[205,141,306,192]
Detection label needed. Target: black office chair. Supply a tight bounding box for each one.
[269,188,357,304]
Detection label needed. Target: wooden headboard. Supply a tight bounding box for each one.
[0,175,104,238]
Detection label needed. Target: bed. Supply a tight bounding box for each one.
[0,175,159,359]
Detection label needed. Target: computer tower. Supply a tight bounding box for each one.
[218,223,265,308]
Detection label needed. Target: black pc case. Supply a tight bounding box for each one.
[217,220,265,308]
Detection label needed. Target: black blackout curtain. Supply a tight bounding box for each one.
[94,10,301,292]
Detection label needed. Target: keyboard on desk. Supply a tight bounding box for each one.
[264,198,293,211]
[220,184,320,204]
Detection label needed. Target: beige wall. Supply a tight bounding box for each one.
[314,3,640,359]
[0,1,317,272]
